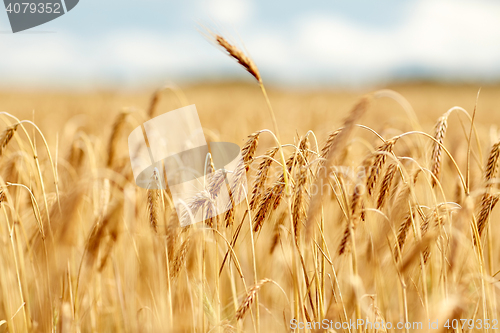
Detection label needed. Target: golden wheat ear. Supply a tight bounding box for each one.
[0,124,18,156]
[430,114,449,187]
[212,34,262,83]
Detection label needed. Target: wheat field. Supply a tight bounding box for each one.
[1,43,500,332]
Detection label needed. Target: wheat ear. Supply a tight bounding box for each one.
[241,132,260,171]
[107,111,129,168]
[377,163,397,210]
[250,147,278,210]
[235,279,271,320]
[215,35,261,83]
[0,124,18,156]
[366,138,396,196]
[292,166,308,244]
[394,212,414,261]
[147,169,161,233]
[477,193,499,238]
[307,97,370,238]
[485,141,500,188]
[430,114,449,187]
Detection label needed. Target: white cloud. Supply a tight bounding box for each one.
[293,0,500,82]
[205,0,253,26]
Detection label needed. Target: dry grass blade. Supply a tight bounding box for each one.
[235,278,272,320]
[431,114,448,187]
[214,35,261,83]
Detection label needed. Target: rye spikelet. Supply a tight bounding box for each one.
[215,35,262,83]
[0,124,18,156]
[250,147,278,210]
[235,278,272,320]
[485,141,500,188]
[241,132,260,171]
[477,193,499,238]
[107,111,129,168]
[377,163,397,210]
[430,114,449,187]
[366,138,397,196]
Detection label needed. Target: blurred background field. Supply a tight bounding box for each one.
[2,82,499,149]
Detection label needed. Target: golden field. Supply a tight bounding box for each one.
[0,81,500,333]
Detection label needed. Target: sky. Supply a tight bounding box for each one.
[0,0,500,90]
